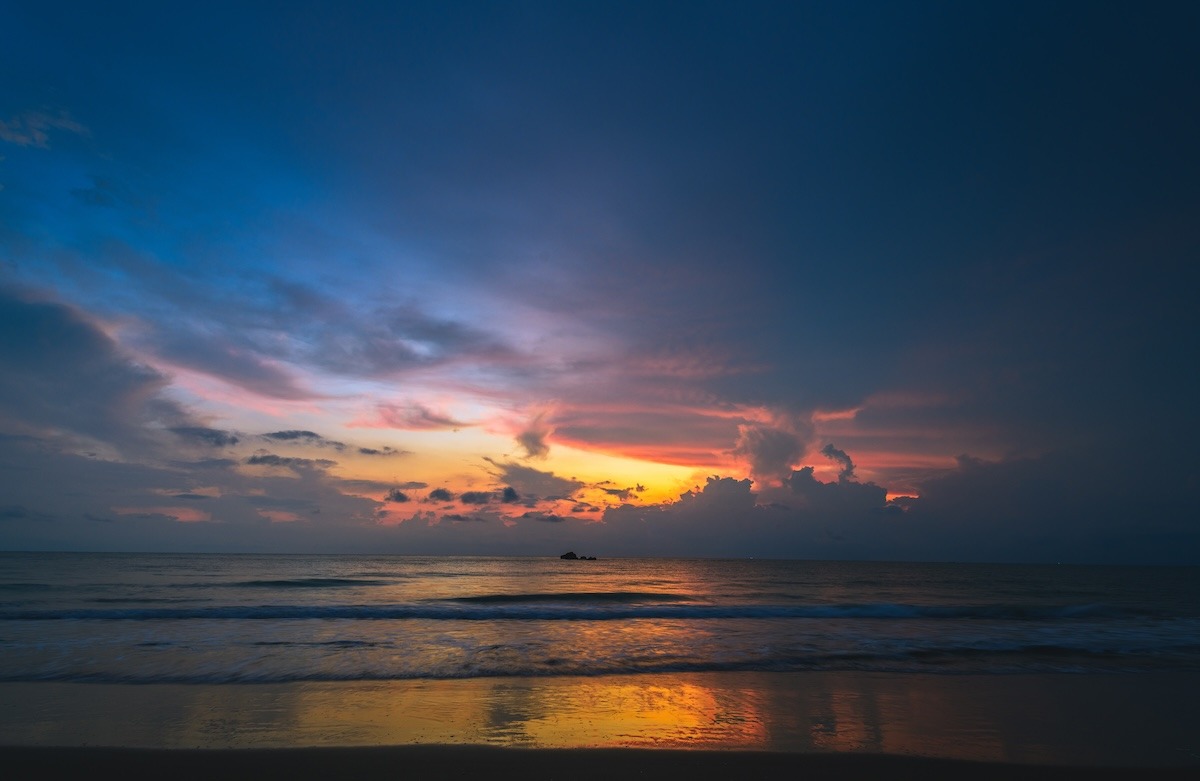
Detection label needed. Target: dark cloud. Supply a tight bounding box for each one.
[0,288,190,454]
[262,430,321,441]
[515,413,551,459]
[598,485,638,501]
[358,446,407,456]
[171,427,239,448]
[501,486,520,504]
[147,330,316,400]
[1,505,48,521]
[385,488,410,503]
[460,491,492,505]
[483,458,584,501]
[732,415,814,484]
[522,511,565,523]
[428,488,454,502]
[262,430,345,450]
[444,513,486,523]
[245,452,336,470]
[295,304,520,380]
[819,443,856,482]
[785,467,888,515]
[169,458,238,470]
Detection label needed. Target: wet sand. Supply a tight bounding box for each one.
[2,672,1198,772]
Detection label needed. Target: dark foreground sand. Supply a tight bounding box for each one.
[4,672,1199,775]
[3,746,1198,781]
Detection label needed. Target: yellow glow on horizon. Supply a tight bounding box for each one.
[536,443,701,504]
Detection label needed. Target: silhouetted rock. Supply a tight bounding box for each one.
[560,551,578,559]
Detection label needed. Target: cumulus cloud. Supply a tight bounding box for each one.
[785,466,887,514]
[460,490,493,505]
[428,487,454,502]
[386,488,410,503]
[732,413,814,484]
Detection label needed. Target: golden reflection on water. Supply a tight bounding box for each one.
[278,675,770,749]
[4,672,1199,766]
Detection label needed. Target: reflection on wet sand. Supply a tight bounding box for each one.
[2,672,1198,766]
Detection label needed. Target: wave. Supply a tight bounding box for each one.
[4,642,1198,685]
[230,577,392,588]
[445,591,695,605]
[0,601,1148,622]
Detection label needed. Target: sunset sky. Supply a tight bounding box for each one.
[1,1,1196,562]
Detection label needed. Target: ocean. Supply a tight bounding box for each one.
[3,552,1198,683]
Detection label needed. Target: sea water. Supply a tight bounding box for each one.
[2,553,1198,683]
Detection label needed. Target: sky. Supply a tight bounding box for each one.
[1,1,1197,562]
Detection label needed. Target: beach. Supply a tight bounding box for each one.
[3,555,1198,776]
[2,671,1198,776]
[6,745,1199,781]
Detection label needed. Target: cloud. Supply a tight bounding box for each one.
[820,443,856,481]
[732,413,814,484]
[358,446,407,456]
[385,489,410,503]
[0,109,87,148]
[515,412,552,458]
[262,430,346,450]
[522,511,565,523]
[171,427,240,448]
[0,505,50,522]
[501,486,520,504]
[785,466,888,515]
[375,402,468,430]
[0,287,190,455]
[245,452,336,471]
[460,490,493,505]
[483,458,585,500]
[299,304,520,379]
[149,330,317,400]
[428,487,454,502]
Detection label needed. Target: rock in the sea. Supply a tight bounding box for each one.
[560,551,578,559]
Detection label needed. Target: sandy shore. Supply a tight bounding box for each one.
[3,672,1199,770]
[3,745,1198,781]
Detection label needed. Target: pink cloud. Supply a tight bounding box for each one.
[112,506,212,523]
[352,400,470,430]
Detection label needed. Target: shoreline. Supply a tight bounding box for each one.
[2,671,1199,767]
[3,745,1198,781]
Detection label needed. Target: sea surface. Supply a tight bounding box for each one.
[3,553,1198,684]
